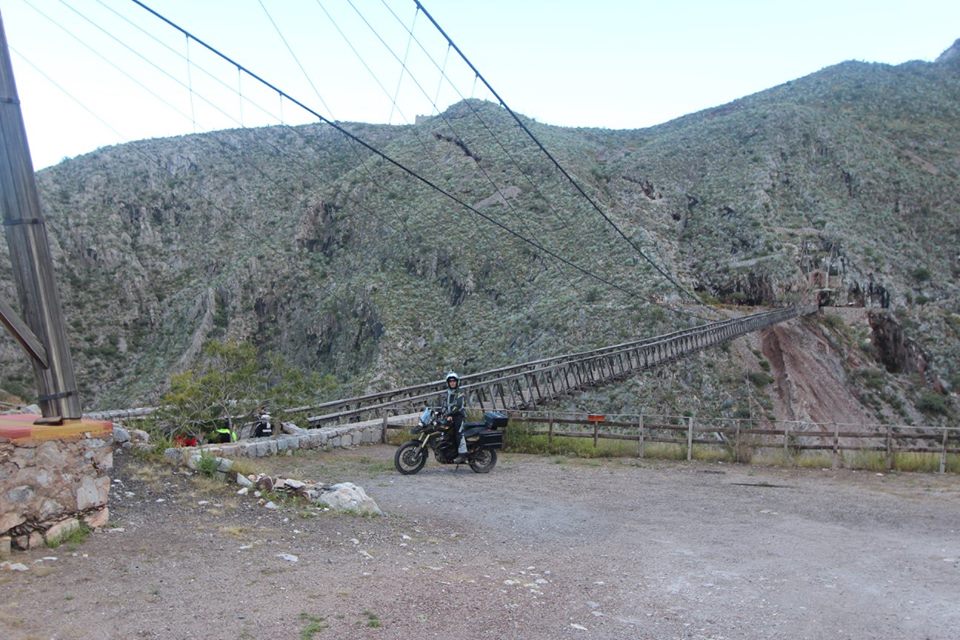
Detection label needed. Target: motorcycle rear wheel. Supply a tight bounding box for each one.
[468,448,497,473]
[394,441,427,475]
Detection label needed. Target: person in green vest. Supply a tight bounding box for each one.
[210,420,238,444]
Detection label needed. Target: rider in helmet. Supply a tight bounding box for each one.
[442,371,468,463]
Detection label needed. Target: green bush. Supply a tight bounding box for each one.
[851,367,885,390]
[747,371,774,387]
[916,389,949,416]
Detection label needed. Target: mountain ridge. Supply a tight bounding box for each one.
[0,44,957,426]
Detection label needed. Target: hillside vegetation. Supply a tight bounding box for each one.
[1,42,957,426]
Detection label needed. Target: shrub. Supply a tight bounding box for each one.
[747,371,774,387]
[196,452,219,477]
[916,390,949,416]
[851,367,885,390]
[911,267,931,282]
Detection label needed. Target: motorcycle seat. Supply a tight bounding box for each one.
[462,421,486,430]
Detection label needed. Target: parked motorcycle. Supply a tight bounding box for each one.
[253,411,275,438]
[394,408,507,474]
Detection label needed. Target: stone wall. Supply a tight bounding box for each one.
[162,420,387,464]
[1,421,113,551]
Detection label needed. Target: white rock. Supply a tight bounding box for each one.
[570,624,588,631]
[236,474,254,488]
[264,501,278,510]
[237,487,249,496]
[276,553,298,562]
[1,562,29,572]
[315,482,383,516]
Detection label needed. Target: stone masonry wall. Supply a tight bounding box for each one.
[1,435,112,550]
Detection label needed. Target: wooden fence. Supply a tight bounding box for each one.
[492,410,960,473]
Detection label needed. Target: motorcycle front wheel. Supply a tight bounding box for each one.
[394,441,427,475]
[468,448,497,473]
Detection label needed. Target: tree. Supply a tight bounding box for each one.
[154,340,337,440]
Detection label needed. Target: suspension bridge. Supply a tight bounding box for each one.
[5,2,823,424]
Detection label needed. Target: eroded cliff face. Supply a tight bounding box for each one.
[753,310,950,427]
[758,318,876,425]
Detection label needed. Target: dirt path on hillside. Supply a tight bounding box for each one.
[2,446,959,640]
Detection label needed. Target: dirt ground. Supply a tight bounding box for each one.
[2,445,959,640]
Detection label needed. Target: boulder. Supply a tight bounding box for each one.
[83,507,110,529]
[44,518,80,545]
[111,425,130,445]
[315,482,382,516]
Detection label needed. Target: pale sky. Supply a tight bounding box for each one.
[2,0,958,170]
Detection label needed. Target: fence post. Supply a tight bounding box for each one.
[638,414,645,458]
[940,428,948,474]
[548,412,554,445]
[833,422,840,468]
[593,419,599,449]
[381,413,389,444]
[783,422,790,461]
[734,419,741,463]
[687,416,694,461]
[885,426,893,471]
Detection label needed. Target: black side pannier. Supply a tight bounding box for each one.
[484,411,509,429]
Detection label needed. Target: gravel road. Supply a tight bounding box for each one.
[2,445,958,640]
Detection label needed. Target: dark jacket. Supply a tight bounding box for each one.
[442,388,465,419]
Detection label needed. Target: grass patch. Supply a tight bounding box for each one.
[45,523,91,549]
[299,613,328,639]
[691,446,733,463]
[362,610,381,628]
[893,452,960,473]
[795,453,833,469]
[229,458,259,477]
[846,451,888,472]
[505,426,638,458]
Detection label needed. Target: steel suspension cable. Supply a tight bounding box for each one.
[413,1,708,309]
[127,0,649,302]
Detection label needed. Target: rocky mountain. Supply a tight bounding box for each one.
[1,42,957,427]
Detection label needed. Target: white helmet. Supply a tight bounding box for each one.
[445,371,460,384]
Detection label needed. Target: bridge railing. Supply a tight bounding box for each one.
[299,305,816,426]
[87,305,817,426]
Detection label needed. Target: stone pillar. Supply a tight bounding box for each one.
[1,415,112,550]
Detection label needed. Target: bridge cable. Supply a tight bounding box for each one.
[125,0,677,306]
[413,1,709,310]
[340,1,708,317]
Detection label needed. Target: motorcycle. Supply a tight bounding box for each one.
[252,411,275,438]
[394,407,507,474]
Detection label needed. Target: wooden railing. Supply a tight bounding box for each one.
[486,410,960,473]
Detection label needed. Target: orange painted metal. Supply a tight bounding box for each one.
[0,413,112,444]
